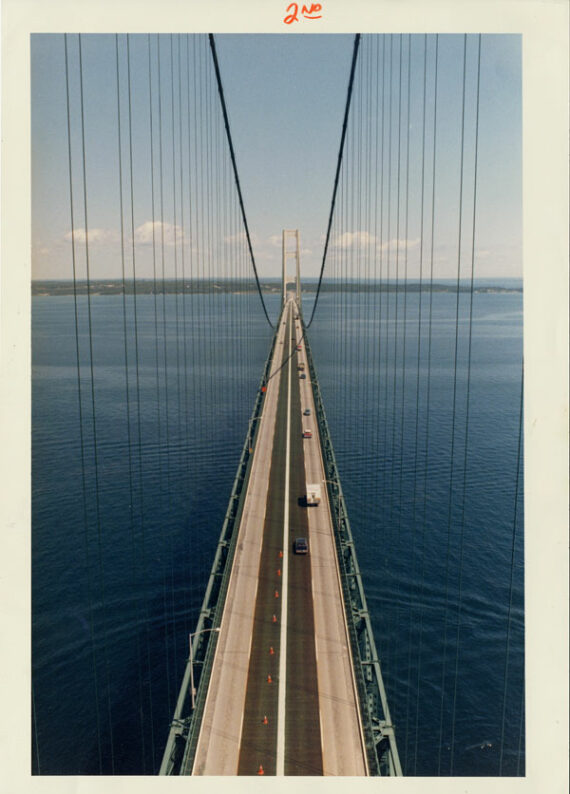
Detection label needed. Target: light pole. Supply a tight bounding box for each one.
[189,626,221,710]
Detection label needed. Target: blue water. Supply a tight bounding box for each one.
[308,284,524,776]
[32,285,524,776]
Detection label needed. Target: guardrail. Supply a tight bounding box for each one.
[159,307,282,775]
[301,313,403,777]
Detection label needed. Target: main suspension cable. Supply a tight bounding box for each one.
[306,33,361,329]
[208,34,273,328]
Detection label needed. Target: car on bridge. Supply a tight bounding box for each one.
[303,408,311,416]
[300,373,306,379]
[294,537,308,555]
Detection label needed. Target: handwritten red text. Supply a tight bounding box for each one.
[283,3,323,25]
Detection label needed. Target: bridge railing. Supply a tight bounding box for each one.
[159,306,281,776]
[301,311,403,776]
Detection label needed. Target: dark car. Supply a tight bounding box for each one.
[300,373,306,379]
[303,408,311,416]
[294,537,308,555]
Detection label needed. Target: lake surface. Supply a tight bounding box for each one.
[32,284,524,776]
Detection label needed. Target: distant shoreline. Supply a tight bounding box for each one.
[32,278,523,297]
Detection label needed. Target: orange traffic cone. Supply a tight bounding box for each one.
[269,646,275,655]
[262,715,268,725]
[267,674,273,684]
[277,569,281,577]
[272,614,278,624]
[278,550,283,558]
[257,764,265,775]
[274,590,279,598]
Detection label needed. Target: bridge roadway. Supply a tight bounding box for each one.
[189,296,368,776]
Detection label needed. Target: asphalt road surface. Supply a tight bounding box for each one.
[191,298,367,776]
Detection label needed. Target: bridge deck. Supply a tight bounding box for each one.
[190,297,367,776]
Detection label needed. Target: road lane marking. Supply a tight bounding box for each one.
[276,300,292,775]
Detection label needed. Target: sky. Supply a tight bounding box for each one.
[31,33,522,281]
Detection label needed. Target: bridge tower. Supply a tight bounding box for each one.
[282,229,301,307]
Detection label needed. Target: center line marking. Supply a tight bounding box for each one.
[276,299,292,775]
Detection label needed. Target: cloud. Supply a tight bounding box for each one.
[224,231,248,246]
[333,231,378,249]
[379,237,421,252]
[134,220,185,246]
[332,231,421,253]
[63,221,194,250]
[64,227,117,244]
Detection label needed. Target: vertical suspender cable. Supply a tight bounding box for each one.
[437,34,468,774]
[382,36,393,557]
[371,33,382,556]
[63,33,103,772]
[156,34,174,715]
[122,33,157,770]
[378,36,388,524]
[206,41,215,473]
[147,34,163,766]
[77,33,116,772]
[177,35,192,644]
[390,36,403,527]
[449,33,481,774]
[499,364,524,774]
[115,34,146,771]
[185,33,200,624]
[362,40,370,478]
[389,33,404,719]
[170,34,182,497]
[192,35,205,584]
[399,34,413,771]
[148,35,163,524]
[410,34,429,773]
[362,39,373,469]
[515,612,525,776]
[414,34,440,774]
[168,33,180,693]
[373,33,387,649]
[127,34,156,767]
[197,37,208,581]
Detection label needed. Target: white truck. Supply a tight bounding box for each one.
[306,483,321,506]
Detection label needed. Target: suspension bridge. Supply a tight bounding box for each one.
[30,32,525,777]
[160,256,400,776]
